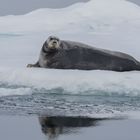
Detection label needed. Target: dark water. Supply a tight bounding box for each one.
[0,91,140,117]
[0,115,140,140]
[1,87,140,140]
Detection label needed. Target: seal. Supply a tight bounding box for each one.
[27,36,140,71]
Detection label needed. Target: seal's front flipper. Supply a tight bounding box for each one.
[27,62,40,68]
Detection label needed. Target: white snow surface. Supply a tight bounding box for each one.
[0,0,140,33]
[0,0,140,97]
[0,67,140,96]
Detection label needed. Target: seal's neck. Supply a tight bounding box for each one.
[42,45,58,54]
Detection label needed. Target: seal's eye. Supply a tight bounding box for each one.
[50,38,53,40]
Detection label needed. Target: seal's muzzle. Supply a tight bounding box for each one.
[47,36,60,49]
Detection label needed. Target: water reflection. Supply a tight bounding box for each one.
[38,116,106,140]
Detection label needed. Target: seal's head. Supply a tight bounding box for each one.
[47,36,60,49]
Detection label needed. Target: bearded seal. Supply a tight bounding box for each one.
[27,36,140,71]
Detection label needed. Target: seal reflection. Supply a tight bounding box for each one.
[38,116,105,140]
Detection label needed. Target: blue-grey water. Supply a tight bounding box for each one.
[0,83,140,138]
[0,87,140,117]
[0,116,139,140]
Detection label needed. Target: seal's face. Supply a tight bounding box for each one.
[47,36,60,49]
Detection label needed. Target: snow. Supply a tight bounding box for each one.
[0,0,140,97]
[0,67,140,97]
[0,0,140,33]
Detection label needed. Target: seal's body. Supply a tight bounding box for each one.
[27,36,140,71]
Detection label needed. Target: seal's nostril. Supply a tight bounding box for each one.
[53,41,57,44]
